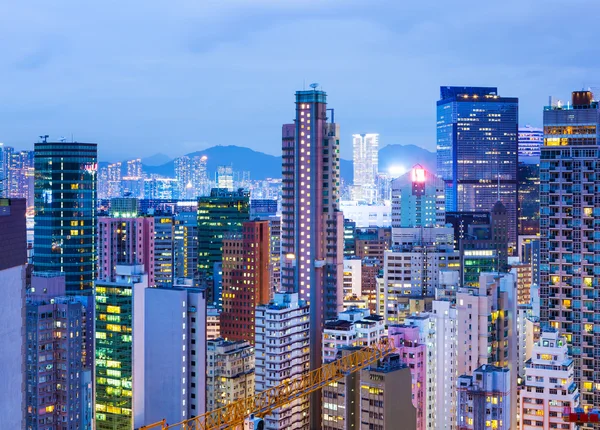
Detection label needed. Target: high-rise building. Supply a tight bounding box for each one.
[354,226,392,265]
[26,273,92,429]
[520,330,579,430]
[391,165,445,228]
[207,305,221,340]
[437,86,518,245]
[154,214,174,287]
[197,188,250,304]
[220,220,271,344]
[457,365,512,430]
[518,162,540,236]
[4,149,35,209]
[98,215,155,284]
[95,265,207,428]
[0,198,27,428]
[518,235,540,287]
[321,351,417,430]
[381,227,460,323]
[107,161,122,198]
[281,88,344,426]
[540,90,600,411]
[175,155,210,199]
[206,338,255,412]
[217,165,234,191]
[126,158,142,178]
[322,307,385,363]
[34,141,98,294]
[518,125,543,159]
[0,143,8,197]
[173,211,198,281]
[352,133,379,204]
[256,293,310,430]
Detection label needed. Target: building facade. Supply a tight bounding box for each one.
[437,86,518,245]
[34,142,98,293]
[540,90,600,411]
[256,293,310,430]
[352,133,379,204]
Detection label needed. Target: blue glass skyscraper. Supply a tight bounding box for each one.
[34,141,98,294]
[437,86,518,244]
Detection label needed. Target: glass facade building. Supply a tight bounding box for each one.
[34,142,97,294]
[437,86,518,245]
[540,90,600,411]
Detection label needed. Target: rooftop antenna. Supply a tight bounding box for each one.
[59,136,66,142]
[310,82,319,91]
[39,135,49,143]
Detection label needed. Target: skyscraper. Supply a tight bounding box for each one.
[281,88,344,416]
[352,133,379,203]
[540,90,600,411]
[518,125,543,159]
[437,86,518,245]
[220,220,270,344]
[34,141,98,294]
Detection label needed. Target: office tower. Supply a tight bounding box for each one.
[518,162,540,236]
[255,293,310,430]
[207,305,221,340]
[342,258,362,299]
[446,203,510,287]
[4,149,35,209]
[457,365,512,430]
[34,141,97,294]
[520,330,579,430]
[437,86,518,245]
[26,273,91,429]
[322,307,385,363]
[221,220,271,344]
[250,199,278,218]
[0,198,26,428]
[352,133,379,204]
[143,177,177,199]
[107,161,122,198]
[154,215,174,287]
[518,125,543,159]
[281,88,344,427]
[518,235,540,287]
[198,188,250,304]
[343,219,356,257]
[268,216,282,293]
[321,351,417,430]
[126,158,142,178]
[540,90,600,411]
[217,165,234,191]
[0,143,7,196]
[361,257,379,313]
[389,322,429,430]
[391,165,445,228]
[95,265,207,428]
[173,211,198,281]
[110,197,140,217]
[206,339,255,412]
[381,227,460,323]
[98,215,155,284]
[354,226,392,265]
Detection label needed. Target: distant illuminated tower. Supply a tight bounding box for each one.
[107,162,122,198]
[34,141,97,294]
[437,86,518,245]
[391,164,445,227]
[175,155,192,198]
[192,155,209,197]
[126,158,142,178]
[352,133,379,203]
[281,86,344,427]
[518,125,543,159]
[217,165,234,191]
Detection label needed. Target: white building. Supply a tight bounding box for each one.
[255,293,310,430]
[458,365,512,430]
[520,330,579,430]
[339,200,391,228]
[322,307,385,363]
[381,227,460,324]
[430,300,458,430]
[207,305,221,340]
[342,258,362,298]
[352,133,379,204]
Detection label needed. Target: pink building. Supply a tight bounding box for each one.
[98,217,155,284]
[389,324,427,430]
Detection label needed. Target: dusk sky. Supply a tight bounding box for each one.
[1,0,598,161]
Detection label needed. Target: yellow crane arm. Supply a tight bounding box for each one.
[141,338,395,430]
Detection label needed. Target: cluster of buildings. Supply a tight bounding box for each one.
[0,85,597,430]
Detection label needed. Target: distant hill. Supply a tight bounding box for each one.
[378,144,437,176]
[142,153,172,166]
[100,144,436,182]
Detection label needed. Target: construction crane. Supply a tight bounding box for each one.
[140,338,395,430]
[562,406,600,424]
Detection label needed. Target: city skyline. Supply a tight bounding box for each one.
[1,1,599,160]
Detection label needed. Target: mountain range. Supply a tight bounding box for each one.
[101,144,436,183]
